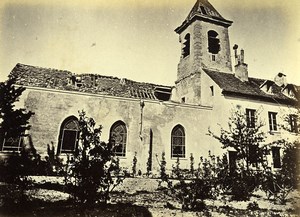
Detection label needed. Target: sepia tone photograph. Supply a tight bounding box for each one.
[0,0,299,216]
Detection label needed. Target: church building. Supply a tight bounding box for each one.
[1,0,299,173]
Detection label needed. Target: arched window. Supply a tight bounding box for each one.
[171,125,185,158]
[57,116,79,154]
[110,121,127,157]
[182,33,190,58]
[208,30,220,54]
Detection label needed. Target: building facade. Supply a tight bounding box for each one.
[1,0,299,173]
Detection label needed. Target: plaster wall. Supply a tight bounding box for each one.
[18,87,225,174]
[175,20,232,105]
[208,86,299,169]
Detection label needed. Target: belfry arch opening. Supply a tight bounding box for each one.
[208,30,220,54]
[182,33,190,58]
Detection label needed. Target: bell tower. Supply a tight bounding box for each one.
[174,0,233,104]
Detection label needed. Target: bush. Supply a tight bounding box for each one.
[63,111,124,205]
[216,159,260,201]
[44,142,64,176]
[160,152,167,181]
[247,201,259,210]
[0,139,42,207]
[132,152,137,177]
[260,140,299,204]
[160,152,220,211]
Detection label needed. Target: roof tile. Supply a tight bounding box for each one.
[10,63,171,101]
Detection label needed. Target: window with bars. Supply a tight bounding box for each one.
[246,109,256,128]
[272,147,281,168]
[110,121,127,157]
[58,116,79,154]
[268,112,278,131]
[289,114,298,133]
[171,125,185,158]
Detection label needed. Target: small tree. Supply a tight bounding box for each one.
[0,76,35,207]
[190,153,194,177]
[208,107,267,200]
[160,152,167,181]
[172,157,181,179]
[146,150,152,176]
[65,111,123,205]
[132,152,137,177]
[44,142,64,175]
[0,76,34,147]
[208,107,266,171]
[261,140,299,204]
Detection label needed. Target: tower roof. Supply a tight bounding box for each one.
[175,0,233,34]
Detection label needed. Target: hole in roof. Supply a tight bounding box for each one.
[200,6,207,15]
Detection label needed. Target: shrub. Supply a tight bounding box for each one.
[160,152,167,181]
[260,140,299,204]
[132,152,137,177]
[247,201,259,210]
[146,150,152,176]
[161,152,220,211]
[64,111,124,205]
[171,157,181,179]
[190,153,194,177]
[0,139,42,207]
[44,142,64,175]
[216,158,260,201]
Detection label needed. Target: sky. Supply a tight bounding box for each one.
[0,0,299,85]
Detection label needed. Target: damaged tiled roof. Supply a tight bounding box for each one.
[175,0,232,33]
[204,68,299,106]
[10,63,172,100]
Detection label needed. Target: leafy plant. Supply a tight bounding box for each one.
[64,111,124,205]
[260,140,299,204]
[208,107,266,171]
[0,76,34,149]
[146,150,152,176]
[172,157,181,179]
[132,152,137,177]
[247,201,259,210]
[208,107,268,200]
[0,138,42,207]
[161,152,226,211]
[44,142,64,175]
[190,153,194,177]
[160,152,167,181]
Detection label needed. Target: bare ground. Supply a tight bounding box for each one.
[0,177,299,216]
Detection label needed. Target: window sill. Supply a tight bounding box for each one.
[0,151,21,155]
[268,131,280,135]
[289,132,299,136]
[171,157,188,161]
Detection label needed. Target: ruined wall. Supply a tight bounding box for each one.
[174,73,201,104]
[19,87,222,174]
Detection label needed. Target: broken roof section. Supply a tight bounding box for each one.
[204,68,300,106]
[175,0,233,34]
[10,63,172,101]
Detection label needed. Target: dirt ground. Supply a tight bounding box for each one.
[1,177,299,216]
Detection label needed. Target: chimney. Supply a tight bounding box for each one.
[274,72,287,87]
[233,44,238,64]
[234,47,248,82]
